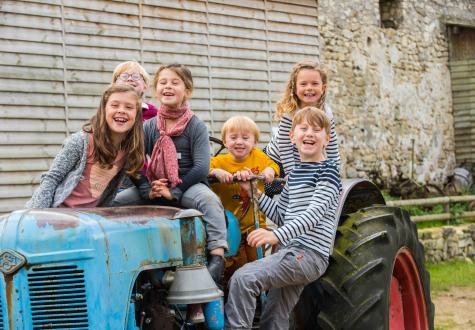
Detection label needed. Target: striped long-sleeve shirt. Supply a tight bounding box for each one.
[258,160,342,259]
[266,106,340,174]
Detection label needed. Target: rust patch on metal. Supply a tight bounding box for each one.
[31,210,81,230]
[140,258,181,267]
[86,206,182,224]
[5,274,13,330]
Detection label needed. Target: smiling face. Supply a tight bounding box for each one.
[116,71,147,97]
[105,91,138,146]
[290,118,329,162]
[224,129,257,161]
[295,69,326,108]
[155,69,191,108]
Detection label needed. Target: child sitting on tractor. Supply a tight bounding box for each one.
[224,107,342,329]
[209,116,280,286]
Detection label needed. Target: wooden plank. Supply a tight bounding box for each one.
[0,132,66,145]
[210,67,268,80]
[0,39,63,56]
[0,12,62,30]
[0,118,67,132]
[207,2,265,20]
[143,29,208,45]
[65,45,141,61]
[209,46,267,60]
[208,0,264,11]
[141,5,207,24]
[0,172,43,185]
[0,65,63,81]
[0,106,66,120]
[0,198,30,213]
[0,185,37,199]
[266,1,318,16]
[63,7,139,27]
[0,0,61,17]
[266,10,318,26]
[0,79,64,94]
[62,0,139,15]
[0,92,65,107]
[0,25,62,44]
[64,19,140,38]
[0,145,60,158]
[268,41,318,54]
[64,33,141,50]
[144,39,209,56]
[208,13,266,30]
[142,16,208,35]
[209,35,267,51]
[268,31,320,45]
[452,82,475,92]
[211,78,269,91]
[0,53,64,69]
[0,158,52,172]
[143,0,207,13]
[208,24,266,40]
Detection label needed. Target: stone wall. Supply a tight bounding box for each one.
[419,224,475,263]
[316,0,475,185]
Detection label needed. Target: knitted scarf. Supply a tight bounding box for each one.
[146,102,194,188]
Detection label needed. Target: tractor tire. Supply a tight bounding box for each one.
[292,206,434,330]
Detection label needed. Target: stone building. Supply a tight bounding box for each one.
[318,0,475,186]
[0,0,474,212]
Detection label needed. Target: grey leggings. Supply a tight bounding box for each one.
[113,183,228,251]
[225,245,328,330]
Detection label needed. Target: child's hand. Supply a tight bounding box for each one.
[150,179,173,200]
[234,168,253,182]
[210,169,233,184]
[261,167,276,183]
[156,178,173,200]
[247,228,278,247]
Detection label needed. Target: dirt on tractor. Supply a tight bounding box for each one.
[433,286,475,329]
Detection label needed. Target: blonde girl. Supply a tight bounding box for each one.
[26,84,144,208]
[265,60,340,176]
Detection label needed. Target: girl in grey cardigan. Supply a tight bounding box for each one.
[26,84,144,208]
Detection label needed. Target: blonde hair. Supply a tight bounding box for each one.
[291,106,331,136]
[112,60,151,87]
[275,60,328,120]
[221,116,260,143]
[152,63,194,94]
[83,84,144,177]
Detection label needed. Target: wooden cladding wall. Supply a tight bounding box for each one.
[0,0,320,212]
[450,58,475,171]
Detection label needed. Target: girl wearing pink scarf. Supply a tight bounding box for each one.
[114,64,227,283]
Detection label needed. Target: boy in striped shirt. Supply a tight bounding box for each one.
[224,107,342,330]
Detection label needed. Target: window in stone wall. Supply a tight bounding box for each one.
[379,0,403,29]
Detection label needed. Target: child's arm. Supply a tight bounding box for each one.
[324,106,340,170]
[209,157,234,183]
[26,133,85,208]
[170,119,210,201]
[276,115,296,174]
[273,166,341,245]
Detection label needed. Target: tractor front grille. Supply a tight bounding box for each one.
[27,265,88,329]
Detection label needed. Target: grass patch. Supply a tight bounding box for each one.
[427,260,475,292]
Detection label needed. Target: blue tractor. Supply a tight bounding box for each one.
[0,179,433,329]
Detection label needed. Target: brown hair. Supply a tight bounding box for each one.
[221,116,260,143]
[152,63,194,95]
[275,60,328,119]
[112,60,151,88]
[83,84,144,177]
[291,106,331,136]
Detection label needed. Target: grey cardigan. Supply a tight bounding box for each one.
[26,131,125,208]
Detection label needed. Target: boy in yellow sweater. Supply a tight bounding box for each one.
[210,116,280,284]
